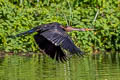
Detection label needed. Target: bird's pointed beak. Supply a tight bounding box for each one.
[72,28,95,31]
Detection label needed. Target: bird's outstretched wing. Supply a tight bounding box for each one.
[41,28,84,56]
[34,34,67,62]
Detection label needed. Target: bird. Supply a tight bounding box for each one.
[16,22,94,62]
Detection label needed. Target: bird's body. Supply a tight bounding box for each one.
[16,22,85,62]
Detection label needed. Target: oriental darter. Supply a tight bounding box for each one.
[16,22,94,62]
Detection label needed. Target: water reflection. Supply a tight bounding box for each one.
[0,53,120,80]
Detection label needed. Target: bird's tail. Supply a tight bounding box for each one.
[16,26,40,37]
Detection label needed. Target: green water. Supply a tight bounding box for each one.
[0,53,120,80]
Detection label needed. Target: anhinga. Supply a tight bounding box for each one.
[16,22,93,62]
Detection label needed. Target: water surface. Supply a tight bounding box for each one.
[0,53,120,80]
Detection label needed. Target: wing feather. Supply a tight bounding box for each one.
[41,28,84,56]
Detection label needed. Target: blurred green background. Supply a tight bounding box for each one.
[0,0,120,53]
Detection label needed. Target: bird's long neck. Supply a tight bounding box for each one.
[64,27,87,32]
[69,28,86,31]
[61,26,94,32]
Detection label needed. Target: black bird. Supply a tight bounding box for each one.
[16,22,94,62]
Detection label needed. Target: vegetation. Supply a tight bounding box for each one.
[0,0,120,53]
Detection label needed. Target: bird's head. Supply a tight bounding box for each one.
[64,26,95,32]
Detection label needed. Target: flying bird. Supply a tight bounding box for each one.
[16,22,94,62]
